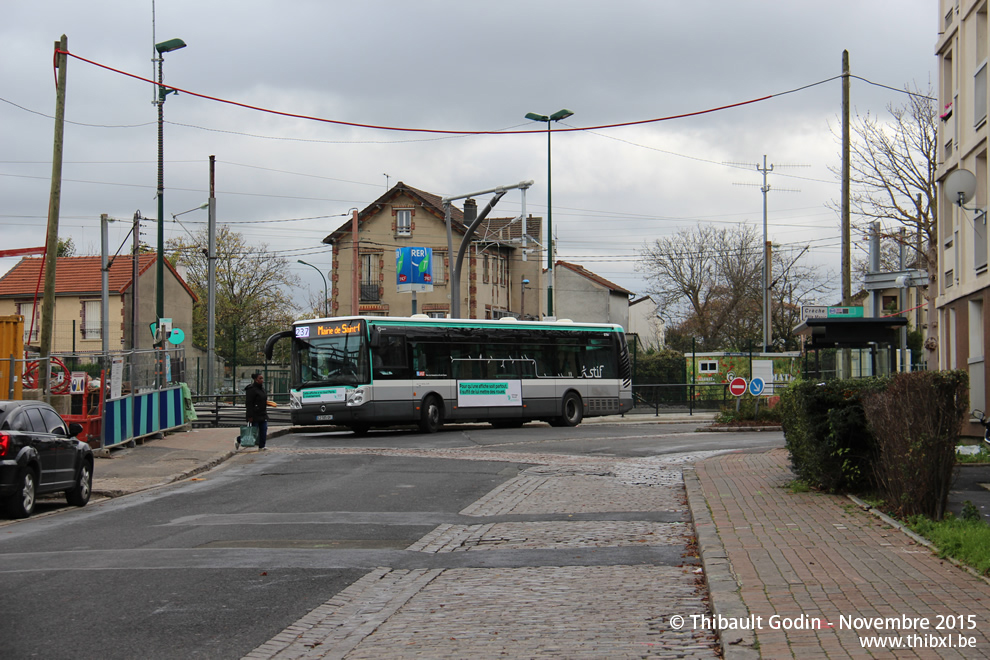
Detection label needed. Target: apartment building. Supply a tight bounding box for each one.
[936,0,990,428]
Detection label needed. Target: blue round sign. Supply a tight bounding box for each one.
[168,327,185,345]
[748,377,765,397]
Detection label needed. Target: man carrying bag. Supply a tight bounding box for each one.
[244,373,269,450]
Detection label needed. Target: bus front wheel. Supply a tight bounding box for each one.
[419,395,444,434]
[552,392,583,427]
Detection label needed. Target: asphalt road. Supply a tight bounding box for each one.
[0,422,782,659]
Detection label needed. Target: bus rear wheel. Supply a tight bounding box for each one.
[551,392,583,427]
[418,395,444,434]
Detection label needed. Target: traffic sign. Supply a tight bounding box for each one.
[729,377,747,397]
[749,377,765,397]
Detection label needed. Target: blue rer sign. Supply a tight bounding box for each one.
[396,247,434,293]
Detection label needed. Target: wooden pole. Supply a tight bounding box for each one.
[40,35,68,397]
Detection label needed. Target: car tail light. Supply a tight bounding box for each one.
[0,431,8,457]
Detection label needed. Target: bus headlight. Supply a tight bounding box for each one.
[346,387,368,407]
[290,391,302,409]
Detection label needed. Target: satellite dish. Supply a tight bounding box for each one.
[944,168,977,206]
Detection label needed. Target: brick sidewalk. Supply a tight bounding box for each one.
[694,449,990,659]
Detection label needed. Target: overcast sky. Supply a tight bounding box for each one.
[1,1,937,311]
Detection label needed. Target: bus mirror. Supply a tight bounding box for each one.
[368,330,381,349]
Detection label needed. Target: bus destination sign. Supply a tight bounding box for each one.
[314,321,363,337]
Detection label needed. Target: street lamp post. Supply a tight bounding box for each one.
[298,260,329,317]
[525,109,572,318]
[154,37,186,335]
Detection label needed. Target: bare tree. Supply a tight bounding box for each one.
[770,247,832,350]
[639,225,762,350]
[832,83,937,365]
[640,225,830,352]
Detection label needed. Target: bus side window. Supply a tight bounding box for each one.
[374,335,408,379]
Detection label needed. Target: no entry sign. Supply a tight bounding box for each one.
[729,377,747,397]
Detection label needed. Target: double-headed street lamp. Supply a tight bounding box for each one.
[525,108,573,318]
[155,37,186,332]
[298,260,329,318]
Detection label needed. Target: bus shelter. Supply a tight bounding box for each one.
[794,317,909,379]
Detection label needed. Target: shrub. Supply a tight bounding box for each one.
[716,395,782,424]
[861,370,968,520]
[778,377,887,493]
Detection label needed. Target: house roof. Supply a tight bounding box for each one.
[555,260,634,296]
[322,181,542,246]
[0,254,198,301]
[323,182,466,244]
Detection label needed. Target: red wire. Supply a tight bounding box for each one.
[58,49,773,135]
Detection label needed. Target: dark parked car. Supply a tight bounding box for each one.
[0,400,93,518]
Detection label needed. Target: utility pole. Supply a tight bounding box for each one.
[207,156,217,395]
[132,211,142,350]
[100,214,111,358]
[40,35,68,398]
[841,50,852,305]
[758,156,773,352]
[351,209,359,316]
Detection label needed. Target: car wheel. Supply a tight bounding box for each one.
[6,468,37,519]
[418,395,444,434]
[552,392,583,427]
[66,461,93,507]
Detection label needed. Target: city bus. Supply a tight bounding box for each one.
[264,315,633,434]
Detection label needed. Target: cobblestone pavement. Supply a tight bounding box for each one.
[244,448,725,659]
[694,449,990,659]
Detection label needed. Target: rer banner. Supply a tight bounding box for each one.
[396,247,434,293]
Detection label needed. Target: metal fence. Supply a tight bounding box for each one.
[191,394,292,428]
[632,383,734,415]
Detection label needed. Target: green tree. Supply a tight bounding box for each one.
[167,226,300,367]
[56,236,75,257]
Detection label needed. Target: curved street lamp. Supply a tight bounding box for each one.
[155,37,186,331]
[524,109,573,318]
[298,260,329,318]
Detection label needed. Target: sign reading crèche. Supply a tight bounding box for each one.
[801,305,865,320]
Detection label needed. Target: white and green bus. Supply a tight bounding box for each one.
[265,315,633,434]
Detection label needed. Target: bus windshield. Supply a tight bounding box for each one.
[297,331,369,387]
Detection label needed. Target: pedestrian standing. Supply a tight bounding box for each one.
[245,373,269,450]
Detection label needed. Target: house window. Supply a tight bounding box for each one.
[15,302,40,343]
[395,209,412,237]
[482,253,490,284]
[360,253,381,302]
[433,251,446,285]
[976,211,988,273]
[81,300,102,340]
[978,8,989,127]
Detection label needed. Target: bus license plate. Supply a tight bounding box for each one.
[316,414,334,421]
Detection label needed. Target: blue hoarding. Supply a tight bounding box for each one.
[396,247,434,293]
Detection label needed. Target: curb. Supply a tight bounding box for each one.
[847,494,990,588]
[701,426,782,433]
[92,449,238,498]
[683,466,760,660]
